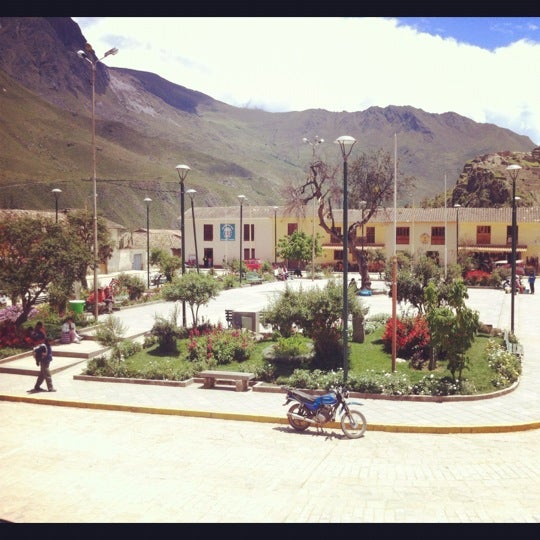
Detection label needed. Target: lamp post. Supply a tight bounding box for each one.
[238,195,246,285]
[186,189,199,273]
[176,164,190,327]
[454,203,461,263]
[144,197,152,288]
[507,164,522,334]
[335,135,356,382]
[272,206,278,265]
[77,43,119,322]
[52,188,62,223]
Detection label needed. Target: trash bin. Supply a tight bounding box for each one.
[68,300,86,314]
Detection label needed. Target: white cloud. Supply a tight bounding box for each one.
[73,17,540,145]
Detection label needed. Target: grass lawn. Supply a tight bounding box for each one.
[113,326,503,395]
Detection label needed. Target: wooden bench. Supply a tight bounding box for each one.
[199,370,255,392]
[225,309,233,328]
[245,272,263,286]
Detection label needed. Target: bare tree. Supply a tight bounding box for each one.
[285,149,414,290]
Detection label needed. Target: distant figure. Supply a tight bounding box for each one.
[203,255,209,268]
[294,268,302,278]
[61,317,81,344]
[28,321,55,393]
[528,272,536,294]
[348,277,358,291]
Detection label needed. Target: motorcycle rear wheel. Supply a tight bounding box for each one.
[340,409,367,439]
[287,403,310,431]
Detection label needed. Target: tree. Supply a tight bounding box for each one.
[424,280,480,375]
[284,148,414,291]
[150,247,182,282]
[161,272,221,327]
[276,230,322,269]
[65,210,114,289]
[0,215,91,325]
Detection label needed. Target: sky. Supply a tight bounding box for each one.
[72,17,540,145]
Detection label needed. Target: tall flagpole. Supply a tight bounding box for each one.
[391,133,397,372]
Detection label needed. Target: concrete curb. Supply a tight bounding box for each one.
[2,393,539,434]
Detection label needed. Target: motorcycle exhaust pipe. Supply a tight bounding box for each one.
[287,412,321,426]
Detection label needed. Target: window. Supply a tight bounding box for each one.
[287,223,298,235]
[243,223,254,241]
[366,226,375,244]
[476,225,491,244]
[431,226,445,245]
[396,227,410,245]
[203,224,213,242]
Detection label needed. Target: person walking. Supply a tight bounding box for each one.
[28,321,56,393]
[528,271,536,294]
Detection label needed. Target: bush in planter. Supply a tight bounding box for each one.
[263,334,314,369]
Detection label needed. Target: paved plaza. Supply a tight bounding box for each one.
[0,276,539,522]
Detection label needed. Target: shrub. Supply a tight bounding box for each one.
[187,326,255,365]
[263,335,314,369]
[381,315,430,361]
[484,338,522,388]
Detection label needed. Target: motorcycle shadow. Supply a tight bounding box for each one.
[273,425,348,440]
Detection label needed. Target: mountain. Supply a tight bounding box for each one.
[0,17,537,229]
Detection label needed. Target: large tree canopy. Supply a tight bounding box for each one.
[284,148,414,289]
[0,215,92,324]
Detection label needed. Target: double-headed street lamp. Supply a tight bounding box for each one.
[238,195,246,285]
[144,197,152,288]
[335,135,356,382]
[52,188,62,223]
[506,164,522,334]
[176,164,191,327]
[77,43,119,322]
[186,189,199,273]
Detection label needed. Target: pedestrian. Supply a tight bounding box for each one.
[348,277,358,291]
[28,321,56,393]
[61,317,81,344]
[528,271,536,294]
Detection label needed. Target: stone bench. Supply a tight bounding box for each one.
[245,272,263,285]
[198,370,255,392]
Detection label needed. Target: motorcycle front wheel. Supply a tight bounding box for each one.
[287,403,310,431]
[340,409,367,439]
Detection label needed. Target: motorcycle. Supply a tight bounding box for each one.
[283,385,367,439]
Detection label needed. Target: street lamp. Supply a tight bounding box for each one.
[454,203,461,263]
[272,206,278,265]
[77,43,119,322]
[186,189,199,273]
[506,164,522,334]
[144,197,152,289]
[52,188,62,223]
[238,195,246,285]
[176,163,191,327]
[335,135,356,382]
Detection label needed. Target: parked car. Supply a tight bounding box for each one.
[494,259,525,275]
[244,259,262,271]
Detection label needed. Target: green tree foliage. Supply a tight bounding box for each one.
[150,247,182,282]
[276,230,322,269]
[0,215,92,325]
[424,280,480,377]
[161,272,221,327]
[261,280,366,370]
[65,210,114,289]
[393,255,443,314]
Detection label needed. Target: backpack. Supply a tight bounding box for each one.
[33,343,47,363]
